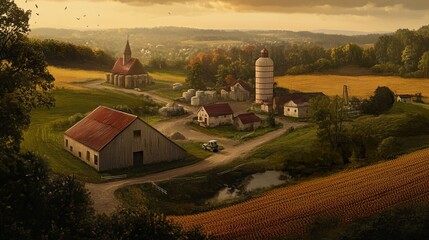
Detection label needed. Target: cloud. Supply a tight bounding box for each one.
[110,0,429,12]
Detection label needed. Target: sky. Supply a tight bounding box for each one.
[15,0,429,33]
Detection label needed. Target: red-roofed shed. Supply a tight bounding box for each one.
[234,112,261,131]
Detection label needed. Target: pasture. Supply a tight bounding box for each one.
[276,74,429,99]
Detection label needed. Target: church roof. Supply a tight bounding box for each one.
[124,39,131,55]
[111,58,147,75]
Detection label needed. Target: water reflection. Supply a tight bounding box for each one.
[207,171,291,204]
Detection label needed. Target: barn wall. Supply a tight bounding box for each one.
[64,136,100,171]
[100,119,186,171]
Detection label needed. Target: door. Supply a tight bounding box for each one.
[133,151,144,167]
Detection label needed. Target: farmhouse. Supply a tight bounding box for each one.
[64,106,186,171]
[396,94,414,103]
[197,103,234,127]
[221,80,253,101]
[234,112,261,131]
[283,92,325,118]
[106,39,150,89]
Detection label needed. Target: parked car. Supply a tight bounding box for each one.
[201,140,219,152]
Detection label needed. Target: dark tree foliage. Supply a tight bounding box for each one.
[95,207,213,240]
[0,0,54,152]
[0,152,94,239]
[31,39,116,71]
[309,95,351,164]
[361,86,395,115]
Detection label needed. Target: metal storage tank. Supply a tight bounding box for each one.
[255,48,274,104]
[188,89,196,96]
[191,96,201,106]
[195,90,205,97]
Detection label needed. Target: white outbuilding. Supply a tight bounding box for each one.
[284,99,310,118]
[197,103,234,127]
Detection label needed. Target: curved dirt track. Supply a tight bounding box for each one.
[170,148,429,240]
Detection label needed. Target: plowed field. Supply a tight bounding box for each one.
[170,148,429,240]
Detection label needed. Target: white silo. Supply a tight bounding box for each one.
[255,48,274,104]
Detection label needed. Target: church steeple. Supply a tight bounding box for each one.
[123,37,132,65]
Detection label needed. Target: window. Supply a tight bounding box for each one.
[287,108,290,112]
[70,146,73,152]
[86,151,90,161]
[133,130,141,138]
[294,110,297,112]
[78,152,82,158]
[94,155,98,165]
[65,139,68,147]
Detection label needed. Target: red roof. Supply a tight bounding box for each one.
[236,113,261,124]
[111,58,147,75]
[65,106,137,151]
[202,103,233,117]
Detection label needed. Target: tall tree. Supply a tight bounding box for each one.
[0,0,54,151]
[309,95,351,164]
[419,51,429,78]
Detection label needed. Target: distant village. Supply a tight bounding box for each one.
[64,39,422,172]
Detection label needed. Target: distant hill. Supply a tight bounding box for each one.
[30,27,384,61]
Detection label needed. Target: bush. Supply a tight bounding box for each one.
[377,137,400,159]
[50,113,85,130]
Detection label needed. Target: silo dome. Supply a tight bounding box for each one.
[255,48,274,104]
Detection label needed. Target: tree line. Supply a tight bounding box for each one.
[185,25,429,89]
[30,38,116,71]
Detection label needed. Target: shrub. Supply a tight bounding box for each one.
[50,113,85,130]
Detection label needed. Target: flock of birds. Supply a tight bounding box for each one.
[24,0,173,27]
[25,0,101,27]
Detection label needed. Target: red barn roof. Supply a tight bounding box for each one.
[111,58,147,75]
[202,103,233,117]
[236,112,261,124]
[65,106,137,151]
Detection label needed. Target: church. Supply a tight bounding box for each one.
[106,39,150,89]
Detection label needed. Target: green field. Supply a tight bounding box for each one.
[188,123,281,142]
[21,88,206,182]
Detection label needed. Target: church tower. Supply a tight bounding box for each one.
[123,39,132,65]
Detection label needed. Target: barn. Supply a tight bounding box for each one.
[197,103,234,127]
[284,99,309,118]
[64,106,187,171]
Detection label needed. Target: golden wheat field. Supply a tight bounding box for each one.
[170,148,429,240]
[48,66,106,90]
[276,74,429,98]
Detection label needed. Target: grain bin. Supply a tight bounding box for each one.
[255,48,274,104]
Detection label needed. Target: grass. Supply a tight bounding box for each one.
[48,66,106,90]
[150,70,186,83]
[187,123,281,141]
[276,74,429,99]
[21,88,200,182]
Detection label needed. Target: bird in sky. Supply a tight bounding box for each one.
[83,15,86,17]
[98,14,100,16]
[168,12,171,15]
[36,13,39,16]
[25,0,27,3]
[76,17,80,20]
[35,4,38,8]
[65,6,67,10]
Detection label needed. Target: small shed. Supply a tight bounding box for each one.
[64,106,186,171]
[221,80,253,101]
[284,99,309,118]
[396,94,413,103]
[197,103,234,127]
[234,113,261,131]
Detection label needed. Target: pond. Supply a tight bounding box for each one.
[207,171,291,204]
